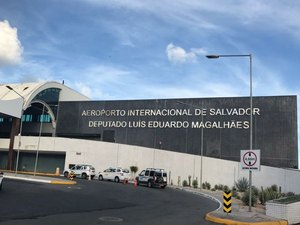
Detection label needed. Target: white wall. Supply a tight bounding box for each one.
[1,136,300,194]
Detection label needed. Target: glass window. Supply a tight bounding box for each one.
[140,170,145,176]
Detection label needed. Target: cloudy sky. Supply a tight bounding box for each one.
[1,1,300,162]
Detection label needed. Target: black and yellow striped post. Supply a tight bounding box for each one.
[223,190,232,213]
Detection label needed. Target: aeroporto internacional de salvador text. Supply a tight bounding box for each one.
[81,107,261,129]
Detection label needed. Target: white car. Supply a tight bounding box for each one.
[63,164,96,179]
[0,172,3,191]
[98,167,130,183]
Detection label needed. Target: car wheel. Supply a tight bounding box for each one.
[98,175,103,181]
[114,177,120,183]
[161,185,166,189]
[0,182,2,191]
[147,181,152,188]
[82,173,87,179]
[91,175,95,180]
[64,171,69,178]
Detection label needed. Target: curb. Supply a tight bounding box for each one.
[50,180,77,185]
[169,186,288,225]
[205,212,288,225]
[4,175,77,185]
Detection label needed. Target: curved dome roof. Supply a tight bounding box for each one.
[0,81,90,118]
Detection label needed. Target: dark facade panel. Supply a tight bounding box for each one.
[56,96,298,168]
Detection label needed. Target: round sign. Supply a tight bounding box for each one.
[242,151,257,167]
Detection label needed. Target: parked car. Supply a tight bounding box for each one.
[0,172,3,191]
[98,167,130,183]
[63,164,96,179]
[136,168,167,188]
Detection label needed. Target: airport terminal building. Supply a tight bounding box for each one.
[0,81,298,173]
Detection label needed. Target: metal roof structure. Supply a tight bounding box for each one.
[0,81,90,118]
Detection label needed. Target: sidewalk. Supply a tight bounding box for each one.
[172,186,288,225]
[3,171,76,185]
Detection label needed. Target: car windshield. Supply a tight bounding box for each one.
[123,169,129,173]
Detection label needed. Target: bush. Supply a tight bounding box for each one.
[232,189,238,198]
[252,186,259,197]
[223,185,229,192]
[235,177,249,192]
[182,180,189,187]
[202,181,211,190]
[286,192,295,197]
[192,179,198,188]
[259,186,282,205]
[218,184,224,190]
[214,184,218,190]
[242,190,258,206]
[271,184,278,192]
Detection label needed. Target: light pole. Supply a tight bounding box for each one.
[206,54,253,212]
[5,85,28,173]
[34,104,45,176]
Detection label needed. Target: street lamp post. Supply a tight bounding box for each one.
[34,104,45,176]
[5,85,28,173]
[206,54,253,212]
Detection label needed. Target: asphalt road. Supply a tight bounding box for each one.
[0,179,218,225]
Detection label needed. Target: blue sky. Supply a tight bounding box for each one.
[0,0,299,164]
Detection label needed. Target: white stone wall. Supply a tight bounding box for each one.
[1,136,300,194]
[266,201,300,224]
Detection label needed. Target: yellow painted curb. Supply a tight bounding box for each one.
[2,170,60,177]
[50,180,77,185]
[205,212,288,225]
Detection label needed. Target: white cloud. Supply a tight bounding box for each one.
[0,20,23,66]
[74,82,92,98]
[166,43,207,64]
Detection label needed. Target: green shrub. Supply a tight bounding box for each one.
[286,192,295,197]
[214,184,218,190]
[235,177,249,192]
[242,190,258,206]
[252,186,259,197]
[182,180,189,187]
[218,184,224,190]
[271,184,278,192]
[223,185,229,192]
[211,188,216,191]
[192,179,198,188]
[274,194,300,204]
[259,186,282,205]
[202,181,211,190]
[232,189,238,198]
